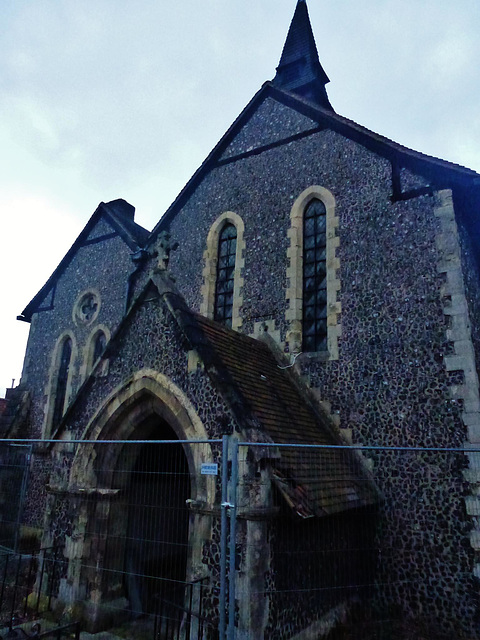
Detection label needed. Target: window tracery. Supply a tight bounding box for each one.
[93,331,107,365]
[80,325,111,382]
[44,332,77,438]
[214,224,237,327]
[302,199,327,352]
[286,186,340,358]
[52,337,72,427]
[73,290,100,326]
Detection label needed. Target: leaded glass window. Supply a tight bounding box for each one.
[302,199,327,352]
[52,338,72,427]
[214,223,237,327]
[93,331,106,365]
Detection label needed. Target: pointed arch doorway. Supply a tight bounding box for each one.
[106,415,191,619]
[121,417,190,617]
[62,373,215,633]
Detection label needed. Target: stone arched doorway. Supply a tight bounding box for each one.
[59,372,216,632]
[108,415,191,618]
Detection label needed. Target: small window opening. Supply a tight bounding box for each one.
[93,331,107,365]
[52,338,72,427]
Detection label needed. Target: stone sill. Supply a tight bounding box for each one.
[297,350,330,363]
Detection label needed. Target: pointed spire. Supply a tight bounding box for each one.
[273,0,333,111]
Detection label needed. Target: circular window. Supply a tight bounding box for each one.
[74,291,100,326]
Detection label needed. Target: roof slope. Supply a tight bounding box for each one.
[190,314,379,518]
[150,83,479,243]
[55,270,379,518]
[19,199,149,322]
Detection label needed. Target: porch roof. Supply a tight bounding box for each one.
[189,314,380,518]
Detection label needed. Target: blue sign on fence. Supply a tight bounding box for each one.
[201,463,218,476]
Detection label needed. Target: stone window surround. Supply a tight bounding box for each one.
[72,288,101,327]
[201,211,245,331]
[43,331,77,439]
[286,186,341,359]
[80,324,111,382]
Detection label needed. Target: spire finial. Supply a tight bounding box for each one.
[273,0,333,110]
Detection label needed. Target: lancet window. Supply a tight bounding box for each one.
[52,337,72,427]
[302,199,327,351]
[214,223,237,327]
[93,331,107,365]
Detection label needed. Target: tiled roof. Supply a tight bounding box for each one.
[54,272,379,518]
[192,315,379,518]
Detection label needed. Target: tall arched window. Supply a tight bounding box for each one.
[52,337,72,427]
[201,212,245,331]
[302,199,327,352]
[286,186,340,358]
[80,325,111,383]
[214,223,237,327]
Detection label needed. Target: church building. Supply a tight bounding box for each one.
[4,1,480,638]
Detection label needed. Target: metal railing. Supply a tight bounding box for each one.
[0,547,62,631]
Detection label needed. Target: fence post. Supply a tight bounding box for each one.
[227,438,238,640]
[219,435,230,639]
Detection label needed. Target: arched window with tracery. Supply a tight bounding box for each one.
[201,212,245,331]
[52,337,72,427]
[214,223,237,327]
[302,199,327,352]
[286,186,340,358]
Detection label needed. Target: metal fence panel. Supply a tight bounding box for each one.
[235,442,478,640]
[4,439,226,639]
[1,438,479,640]
[0,444,31,551]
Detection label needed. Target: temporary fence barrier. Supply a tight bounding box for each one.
[0,620,80,639]
[0,444,31,551]
[0,436,478,640]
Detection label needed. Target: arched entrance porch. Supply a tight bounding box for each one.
[55,373,216,633]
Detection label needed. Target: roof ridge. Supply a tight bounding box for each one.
[148,83,479,243]
[270,85,480,177]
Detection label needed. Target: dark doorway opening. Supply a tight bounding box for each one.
[123,419,190,618]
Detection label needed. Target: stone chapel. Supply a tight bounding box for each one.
[3,1,480,638]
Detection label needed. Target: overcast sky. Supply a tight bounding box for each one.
[1,0,480,397]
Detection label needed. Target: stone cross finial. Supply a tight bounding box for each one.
[153,231,178,271]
